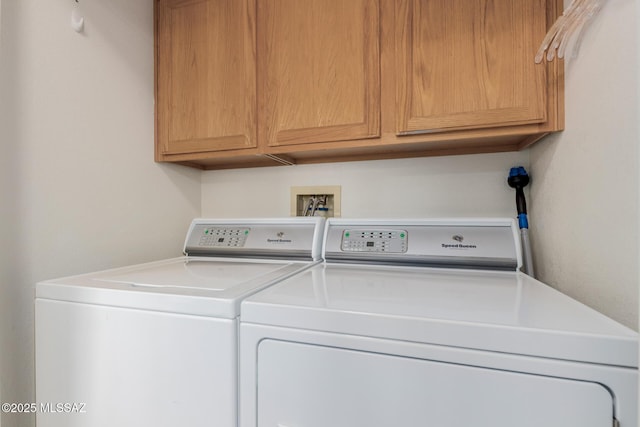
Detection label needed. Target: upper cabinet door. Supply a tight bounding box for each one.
[395,0,548,135]
[156,0,256,156]
[259,0,381,147]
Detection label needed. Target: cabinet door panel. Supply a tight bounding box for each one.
[259,0,380,147]
[396,0,548,135]
[156,0,256,155]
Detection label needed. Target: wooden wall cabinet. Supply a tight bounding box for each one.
[258,0,380,148]
[396,0,548,134]
[156,0,273,169]
[155,0,563,170]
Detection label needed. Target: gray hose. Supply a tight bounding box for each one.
[520,228,535,278]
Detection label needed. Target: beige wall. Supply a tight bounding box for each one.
[0,1,638,426]
[530,0,639,330]
[0,0,6,424]
[637,0,640,381]
[201,152,530,219]
[0,1,200,426]
[0,1,17,424]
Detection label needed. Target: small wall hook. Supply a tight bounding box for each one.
[71,8,84,33]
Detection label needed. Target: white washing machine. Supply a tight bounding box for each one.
[35,217,325,427]
[240,218,638,427]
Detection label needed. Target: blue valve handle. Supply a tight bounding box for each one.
[518,213,529,229]
[508,167,530,230]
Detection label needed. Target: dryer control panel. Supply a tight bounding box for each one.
[341,229,408,253]
[325,219,520,271]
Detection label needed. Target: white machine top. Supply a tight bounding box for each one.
[242,218,638,367]
[36,218,325,318]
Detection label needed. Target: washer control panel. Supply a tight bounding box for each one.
[341,229,408,253]
[184,218,325,259]
[198,227,250,248]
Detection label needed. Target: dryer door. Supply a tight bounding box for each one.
[256,340,613,427]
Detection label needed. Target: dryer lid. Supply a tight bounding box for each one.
[242,263,638,367]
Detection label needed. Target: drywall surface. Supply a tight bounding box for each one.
[0,1,200,426]
[0,0,8,424]
[530,0,638,330]
[202,152,529,218]
[637,0,640,385]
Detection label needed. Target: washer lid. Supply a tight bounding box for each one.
[37,257,317,318]
[241,263,639,367]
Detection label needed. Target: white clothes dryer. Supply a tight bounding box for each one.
[240,218,638,427]
[35,217,325,427]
